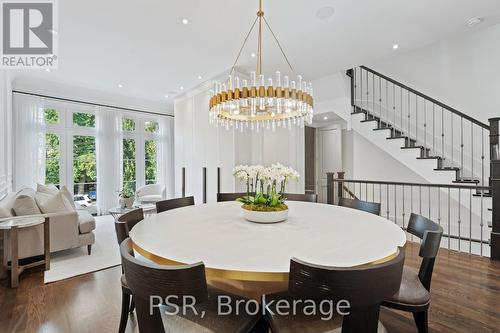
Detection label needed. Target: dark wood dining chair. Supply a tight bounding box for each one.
[120,238,262,333]
[265,248,405,333]
[216,192,247,202]
[382,213,443,333]
[283,193,318,202]
[156,196,194,213]
[115,208,144,333]
[338,197,381,215]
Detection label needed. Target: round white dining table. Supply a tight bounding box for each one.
[129,201,407,284]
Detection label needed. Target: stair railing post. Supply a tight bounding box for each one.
[181,167,186,198]
[202,167,207,204]
[346,69,354,107]
[337,171,345,202]
[326,172,335,205]
[489,117,500,260]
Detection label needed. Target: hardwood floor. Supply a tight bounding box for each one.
[0,242,499,333]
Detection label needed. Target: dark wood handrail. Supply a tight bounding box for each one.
[332,178,490,191]
[356,66,489,130]
[343,185,358,199]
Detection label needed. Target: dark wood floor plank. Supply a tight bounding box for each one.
[0,242,499,333]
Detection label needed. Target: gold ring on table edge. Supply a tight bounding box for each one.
[132,241,404,282]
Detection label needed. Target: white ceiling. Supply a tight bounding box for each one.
[10,0,500,110]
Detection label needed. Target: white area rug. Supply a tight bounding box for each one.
[44,215,121,283]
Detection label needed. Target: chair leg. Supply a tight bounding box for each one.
[341,305,380,333]
[129,298,135,313]
[87,244,92,255]
[119,291,130,333]
[413,310,429,333]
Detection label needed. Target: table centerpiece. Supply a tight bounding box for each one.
[233,163,299,223]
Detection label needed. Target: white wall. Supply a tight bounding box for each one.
[0,70,13,198]
[174,86,305,203]
[342,130,426,183]
[368,23,500,124]
[12,77,171,116]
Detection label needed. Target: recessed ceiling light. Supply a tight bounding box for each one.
[467,17,483,27]
[180,86,184,90]
[197,75,203,80]
[181,18,189,25]
[392,44,399,50]
[323,116,328,120]
[118,84,123,88]
[316,6,335,20]
[251,53,256,58]
[45,68,50,72]
[164,95,169,99]
[49,29,57,35]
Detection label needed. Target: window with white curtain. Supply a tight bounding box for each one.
[120,114,160,192]
[14,93,173,214]
[43,103,98,210]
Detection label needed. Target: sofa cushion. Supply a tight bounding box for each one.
[0,188,36,218]
[37,183,59,195]
[12,195,42,216]
[77,210,96,234]
[0,192,16,218]
[138,194,162,202]
[35,191,75,214]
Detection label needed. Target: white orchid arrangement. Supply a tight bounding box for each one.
[232,163,300,210]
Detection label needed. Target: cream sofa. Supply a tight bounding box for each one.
[0,188,96,260]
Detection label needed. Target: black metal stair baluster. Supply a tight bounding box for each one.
[394,185,397,223]
[480,191,484,256]
[407,91,411,140]
[481,128,485,186]
[379,76,382,121]
[458,188,461,252]
[366,69,369,116]
[360,68,363,111]
[471,124,474,181]
[438,187,441,227]
[469,188,472,253]
[432,104,435,154]
[442,107,445,161]
[386,184,390,219]
[402,184,405,229]
[393,83,396,131]
[448,187,451,249]
[461,117,464,180]
[416,95,419,146]
[451,113,454,167]
[424,100,427,155]
[372,72,375,118]
[400,86,403,134]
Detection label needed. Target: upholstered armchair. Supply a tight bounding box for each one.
[135,184,165,204]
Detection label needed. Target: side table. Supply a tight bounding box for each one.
[0,216,50,288]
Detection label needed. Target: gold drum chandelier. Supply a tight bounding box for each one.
[209,0,313,132]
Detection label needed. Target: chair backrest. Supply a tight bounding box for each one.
[156,196,194,213]
[407,213,443,290]
[115,208,144,245]
[284,193,318,203]
[289,248,405,333]
[120,238,208,332]
[338,197,381,215]
[216,192,247,202]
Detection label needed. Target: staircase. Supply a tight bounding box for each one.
[347,66,490,194]
[345,66,496,257]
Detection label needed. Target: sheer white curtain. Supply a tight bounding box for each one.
[157,116,174,199]
[13,93,45,190]
[96,107,121,214]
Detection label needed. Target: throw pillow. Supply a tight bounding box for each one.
[37,183,59,196]
[13,195,42,216]
[35,191,75,214]
[60,186,76,209]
